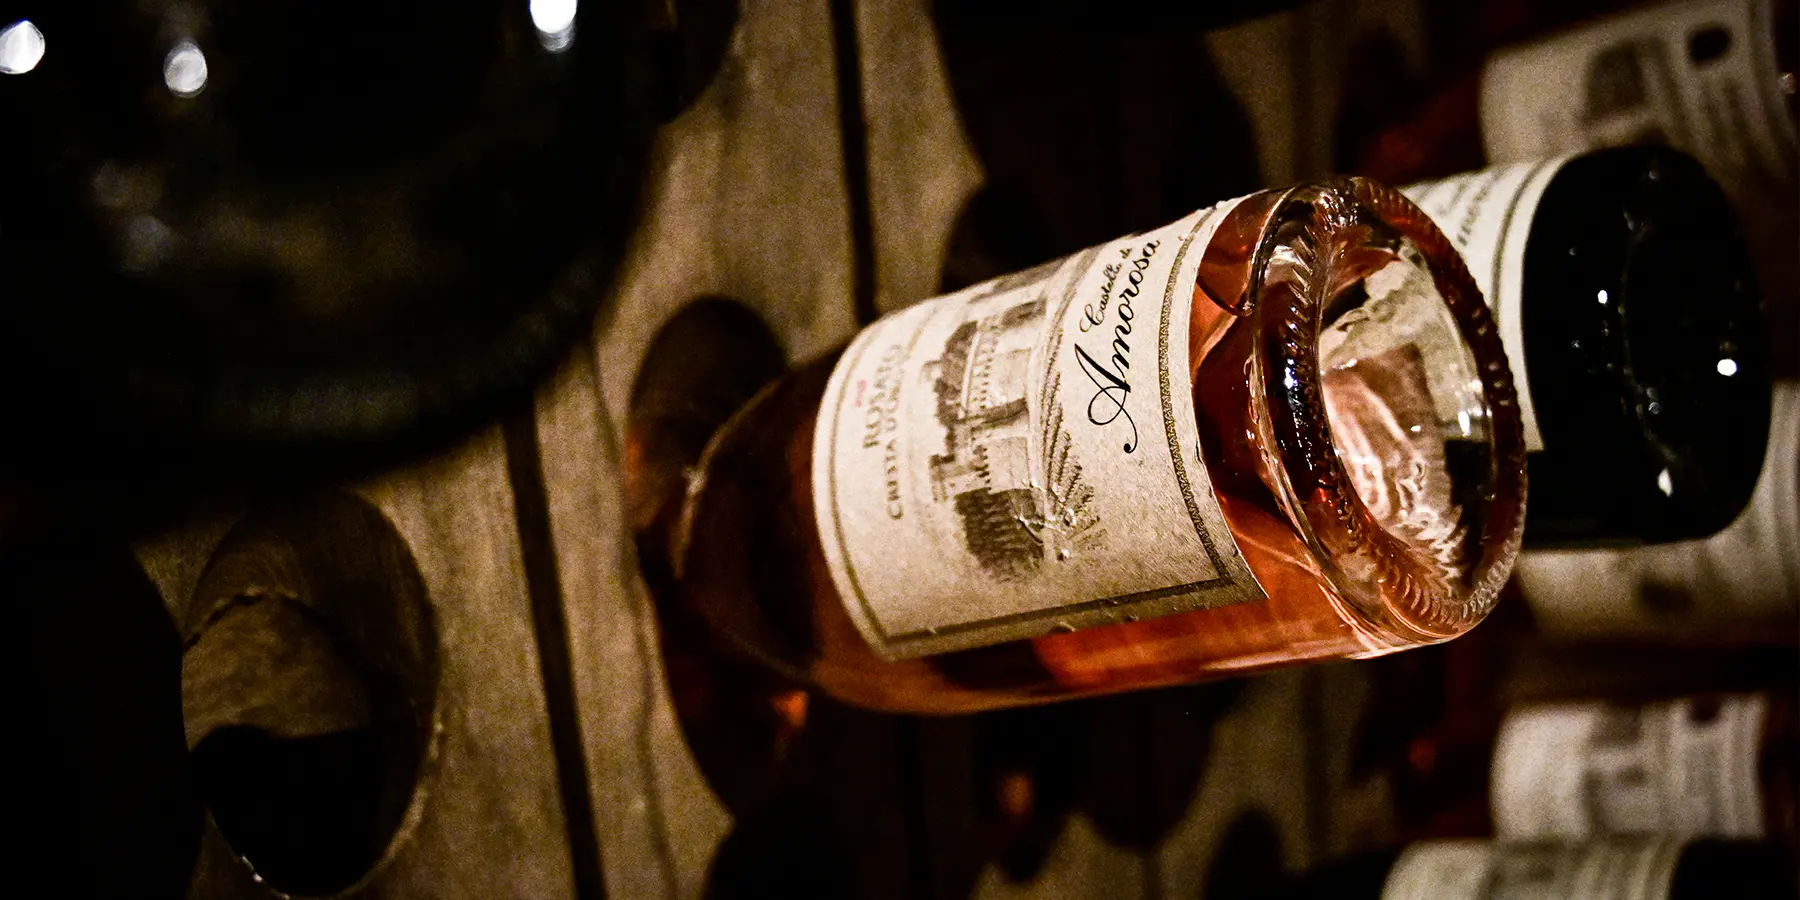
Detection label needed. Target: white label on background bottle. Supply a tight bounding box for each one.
[1491,695,1768,840]
[1381,841,1491,900]
[1403,159,1571,452]
[1384,838,1687,900]
[812,202,1264,660]
[1478,0,1797,196]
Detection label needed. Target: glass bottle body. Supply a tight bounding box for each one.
[672,181,1525,713]
[1520,147,1770,545]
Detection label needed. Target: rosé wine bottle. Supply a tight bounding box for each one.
[656,178,1527,714]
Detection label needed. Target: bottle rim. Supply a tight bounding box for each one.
[1240,178,1527,643]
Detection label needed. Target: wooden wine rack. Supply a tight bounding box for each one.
[121,0,1430,896]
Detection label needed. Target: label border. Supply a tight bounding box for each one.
[1487,157,1560,324]
[825,206,1241,650]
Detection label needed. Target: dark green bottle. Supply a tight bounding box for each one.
[1407,146,1771,546]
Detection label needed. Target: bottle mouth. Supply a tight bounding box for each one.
[1244,179,1526,642]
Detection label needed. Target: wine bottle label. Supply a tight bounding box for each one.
[812,202,1263,660]
[1492,695,1768,840]
[1478,0,1797,202]
[1383,838,1686,900]
[1402,159,1571,452]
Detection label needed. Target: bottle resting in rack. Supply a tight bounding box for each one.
[664,179,1527,714]
[1403,146,1770,546]
[1512,382,1799,641]
[1391,690,1798,851]
[1349,0,1798,370]
[1256,837,1798,900]
[1490,694,1798,849]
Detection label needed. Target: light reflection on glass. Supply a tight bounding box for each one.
[1656,468,1674,496]
[164,40,208,97]
[531,0,577,52]
[1716,358,1739,377]
[0,20,46,75]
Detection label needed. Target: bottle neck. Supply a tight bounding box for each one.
[1222,180,1525,642]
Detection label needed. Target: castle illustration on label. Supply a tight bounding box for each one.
[921,263,1098,581]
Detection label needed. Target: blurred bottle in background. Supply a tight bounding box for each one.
[1256,837,1798,900]
[1488,694,1795,846]
[1356,604,1798,839]
[1344,0,1798,379]
[0,0,671,528]
[1402,147,1771,546]
[1386,681,1798,847]
[1513,382,1799,641]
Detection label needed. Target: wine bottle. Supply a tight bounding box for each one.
[1389,687,1798,841]
[1348,0,1798,381]
[1365,624,1798,851]
[1491,693,1797,846]
[1403,146,1771,545]
[660,179,1527,714]
[1257,837,1798,900]
[0,0,659,472]
[1513,382,1799,642]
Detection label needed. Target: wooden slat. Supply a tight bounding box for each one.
[852,0,984,316]
[537,347,727,900]
[553,0,869,896]
[588,0,859,423]
[1205,11,1308,187]
[971,815,1148,900]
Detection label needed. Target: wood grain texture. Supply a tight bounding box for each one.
[971,816,1147,900]
[559,0,866,896]
[538,347,726,900]
[590,0,859,425]
[853,0,984,315]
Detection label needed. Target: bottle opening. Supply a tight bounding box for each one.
[1252,181,1524,641]
[1318,241,1492,590]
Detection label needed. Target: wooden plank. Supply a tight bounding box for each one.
[1207,0,1427,188]
[1205,11,1307,187]
[588,0,859,427]
[972,815,1147,900]
[355,431,579,899]
[852,0,984,315]
[537,347,727,900]
[556,0,871,897]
